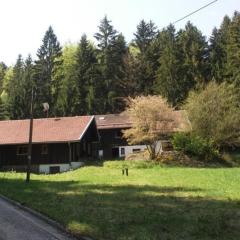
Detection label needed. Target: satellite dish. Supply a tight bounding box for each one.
[43,102,49,112]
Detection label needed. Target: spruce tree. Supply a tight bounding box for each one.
[75,34,103,115]
[154,25,182,106]
[0,98,9,120]
[21,55,34,118]
[209,15,231,81]
[34,26,63,117]
[177,22,209,93]
[133,20,158,94]
[0,62,7,92]
[133,20,157,54]
[6,55,25,119]
[57,44,79,116]
[119,47,139,97]
[94,16,127,113]
[6,55,34,119]
[225,11,240,86]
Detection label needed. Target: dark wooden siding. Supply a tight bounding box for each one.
[0,141,98,167]
[0,119,99,168]
[0,143,69,166]
[92,128,129,159]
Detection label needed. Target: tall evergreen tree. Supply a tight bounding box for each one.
[0,97,9,120]
[177,22,209,93]
[34,26,63,117]
[6,55,25,119]
[119,47,139,97]
[209,15,231,81]
[94,16,127,112]
[21,55,34,118]
[56,44,79,116]
[133,20,157,54]
[0,62,7,92]
[133,20,158,94]
[76,35,89,115]
[75,34,101,115]
[225,11,240,86]
[154,25,182,106]
[6,55,34,119]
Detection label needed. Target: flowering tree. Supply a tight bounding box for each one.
[123,95,174,160]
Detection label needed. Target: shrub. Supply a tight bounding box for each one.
[185,82,240,148]
[103,160,158,169]
[172,133,220,161]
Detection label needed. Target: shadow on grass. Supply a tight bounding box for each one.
[0,179,239,240]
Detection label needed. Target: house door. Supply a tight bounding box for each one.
[112,148,119,158]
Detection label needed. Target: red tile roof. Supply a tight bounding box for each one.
[0,116,94,145]
[95,114,132,129]
[95,111,191,132]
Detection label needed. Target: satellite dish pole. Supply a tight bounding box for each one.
[43,102,49,118]
[26,87,34,183]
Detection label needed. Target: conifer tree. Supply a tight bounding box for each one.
[209,15,231,81]
[75,34,103,115]
[0,98,9,120]
[119,48,139,97]
[225,11,240,86]
[134,20,157,53]
[0,62,7,92]
[133,20,158,94]
[34,26,63,117]
[21,55,34,118]
[94,16,127,112]
[57,44,79,116]
[6,55,34,119]
[177,22,209,93]
[154,25,182,106]
[6,55,25,119]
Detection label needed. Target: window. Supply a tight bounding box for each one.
[17,146,28,155]
[49,166,60,174]
[41,144,48,155]
[120,147,125,156]
[132,148,141,153]
[115,130,123,138]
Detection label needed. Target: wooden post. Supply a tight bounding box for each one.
[26,88,34,183]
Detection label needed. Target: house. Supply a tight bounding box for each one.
[93,111,191,159]
[0,116,98,174]
[0,111,191,173]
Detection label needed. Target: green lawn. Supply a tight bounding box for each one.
[0,162,240,240]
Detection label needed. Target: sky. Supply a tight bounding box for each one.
[1,0,239,65]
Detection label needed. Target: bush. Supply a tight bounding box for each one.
[103,160,159,169]
[185,82,240,148]
[172,133,220,161]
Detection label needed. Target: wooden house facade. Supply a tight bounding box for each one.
[0,116,98,173]
[94,111,191,159]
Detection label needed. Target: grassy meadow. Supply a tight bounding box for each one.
[0,161,239,240]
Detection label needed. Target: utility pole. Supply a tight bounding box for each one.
[26,88,34,183]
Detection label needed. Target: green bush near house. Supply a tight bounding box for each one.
[172,133,220,161]
[104,160,158,169]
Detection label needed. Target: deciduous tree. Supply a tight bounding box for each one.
[185,82,240,148]
[123,95,174,159]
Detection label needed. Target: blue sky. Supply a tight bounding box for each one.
[1,0,239,65]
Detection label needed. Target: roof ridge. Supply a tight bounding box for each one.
[0,115,93,123]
